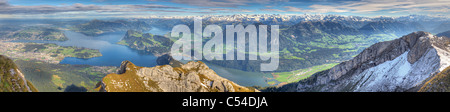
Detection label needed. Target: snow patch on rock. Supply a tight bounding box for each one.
[353,48,441,92]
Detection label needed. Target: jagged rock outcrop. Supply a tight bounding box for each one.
[96,60,258,92]
[0,55,38,92]
[272,31,450,92]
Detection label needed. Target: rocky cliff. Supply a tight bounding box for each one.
[0,55,38,92]
[96,60,257,92]
[269,31,450,92]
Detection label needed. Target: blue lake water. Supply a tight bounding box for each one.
[11,29,271,87]
[12,31,158,67]
[59,31,158,67]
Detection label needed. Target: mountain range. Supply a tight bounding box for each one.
[71,19,152,36]
[105,15,449,73]
[264,31,450,92]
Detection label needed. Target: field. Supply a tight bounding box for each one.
[0,41,102,63]
[272,63,339,83]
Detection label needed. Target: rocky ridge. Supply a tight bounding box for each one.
[96,60,257,92]
[269,31,450,92]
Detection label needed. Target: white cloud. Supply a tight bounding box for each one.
[281,0,450,15]
[260,8,286,12]
[168,0,288,7]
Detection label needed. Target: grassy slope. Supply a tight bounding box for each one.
[24,43,102,59]
[119,30,172,56]
[419,66,450,92]
[71,20,151,36]
[0,55,38,92]
[273,63,338,83]
[9,27,68,41]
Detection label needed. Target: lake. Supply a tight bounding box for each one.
[11,29,272,87]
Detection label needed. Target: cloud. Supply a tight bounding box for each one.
[281,0,450,14]
[284,6,303,12]
[206,8,253,12]
[168,0,288,7]
[0,0,9,6]
[0,0,448,18]
[260,8,286,12]
[0,2,191,15]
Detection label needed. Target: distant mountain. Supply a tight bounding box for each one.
[193,20,402,72]
[4,27,68,41]
[71,19,151,36]
[128,16,447,73]
[117,30,173,56]
[432,22,450,34]
[96,60,257,92]
[436,30,450,38]
[359,21,425,36]
[0,55,38,92]
[285,21,360,40]
[395,15,450,22]
[265,31,450,92]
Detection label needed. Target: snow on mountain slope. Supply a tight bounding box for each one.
[270,31,450,92]
[352,49,440,91]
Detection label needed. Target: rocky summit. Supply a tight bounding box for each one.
[269,31,450,92]
[96,60,258,92]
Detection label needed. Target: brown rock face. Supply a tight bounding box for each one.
[97,60,257,92]
[406,31,433,63]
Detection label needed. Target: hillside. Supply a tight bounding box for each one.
[0,42,102,64]
[436,30,450,38]
[71,20,151,36]
[432,22,450,34]
[265,31,450,92]
[117,30,173,56]
[96,60,257,92]
[0,55,38,92]
[207,20,401,72]
[359,21,425,36]
[5,27,68,41]
[419,66,450,92]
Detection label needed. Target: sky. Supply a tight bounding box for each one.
[0,0,449,19]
